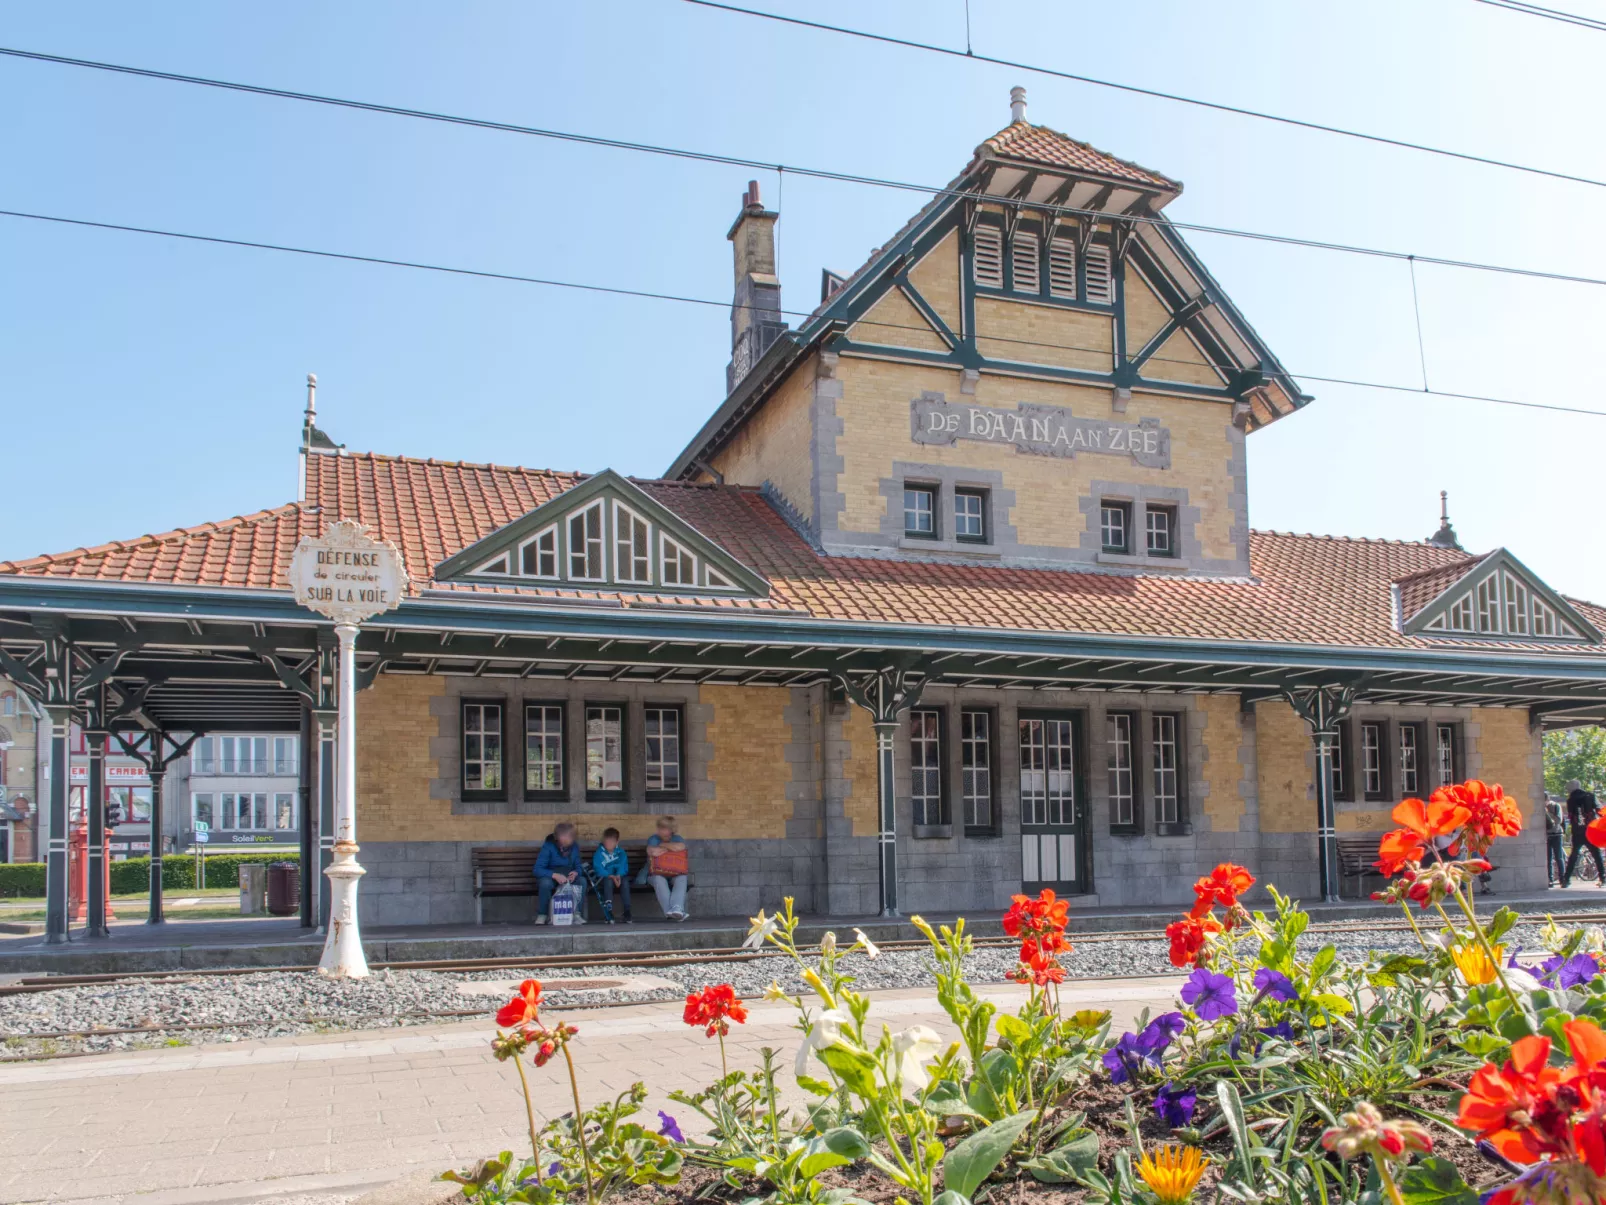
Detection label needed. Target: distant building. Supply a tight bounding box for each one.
[0,678,39,862]
[177,734,301,852]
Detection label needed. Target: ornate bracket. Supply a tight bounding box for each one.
[1281,682,1358,738]
[112,727,201,774]
[833,659,929,729]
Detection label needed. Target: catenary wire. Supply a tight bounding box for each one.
[1473,0,1606,31]
[5,204,1603,420]
[682,0,1606,192]
[4,45,1606,294]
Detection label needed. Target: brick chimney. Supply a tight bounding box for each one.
[726,180,786,393]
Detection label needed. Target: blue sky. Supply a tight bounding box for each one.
[3,1,1605,600]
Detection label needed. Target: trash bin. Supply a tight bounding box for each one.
[239,864,267,915]
[266,862,299,916]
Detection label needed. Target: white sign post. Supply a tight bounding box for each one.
[287,520,408,979]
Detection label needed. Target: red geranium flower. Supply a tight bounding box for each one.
[1003,889,1071,945]
[1458,1034,1574,1164]
[1376,794,1469,876]
[1590,815,1606,850]
[1012,944,1068,987]
[1191,863,1254,911]
[683,984,748,1038]
[1449,780,1522,855]
[1166,915,1223,968]
[495,978,543,1029]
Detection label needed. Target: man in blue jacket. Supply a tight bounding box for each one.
[533,822,583,924]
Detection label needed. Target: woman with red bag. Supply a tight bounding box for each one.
[645,815,691,921]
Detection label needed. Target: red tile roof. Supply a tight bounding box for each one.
[978,122,1180,191]
[1393,556,1487,622]
[3,451,1601,656]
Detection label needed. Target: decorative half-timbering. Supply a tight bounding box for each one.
[1397,548,1599,643]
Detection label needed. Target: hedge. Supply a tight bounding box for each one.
[0,853,299,896]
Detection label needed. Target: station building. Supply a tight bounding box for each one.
[4,94,1604,938]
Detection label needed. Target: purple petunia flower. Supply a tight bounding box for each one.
[1549,954,1600,989]
[1102,1031,1148,1083]
[1140,1011,1186,1053]
[1259,1020,1296,1043]
[1154,1082,1197,1128]
[657,1111,684,1143]
[1180,968,1238,1021]
[1252,968,1297,1003]
[548,1162,562,1177]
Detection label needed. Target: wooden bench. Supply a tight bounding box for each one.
[469,840,694,923]
[1336,836,1386,900]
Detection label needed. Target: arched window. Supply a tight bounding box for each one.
[1,693,14,718]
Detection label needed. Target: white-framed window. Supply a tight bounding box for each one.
[192,737,215,775]
[1503,572,1530,635]
[222,792,270,831]
[1436,724,1458,787]
[585,705,625,795]
[661,534,698,587]
[645,706,683,796]
[972,224,1004,288]
[1361,723,1385,799]
[910,709,943,827]
[475,553,510,574]
[1047,237,1077,299]
[904,485,937,537]
[1329,725,1347,800]
[1019,718,1076,826]
[1399,724,1420,797]
[525,703,564,795]
[568,502,604,580]
[1533,597,1558,637]
[192,793,214,829]
[462,701,504,794]
[954,489,986,542]
[1011,230,1040,294]
[706,567,735,590]
[1145,506,1175,556]
[614,502,652,584]
[521,525,559,578]
[273,792,296,830]
[1100,501,1130,553]
[1084,244,1114,304]
[1107,712,1135,828]
[1152,713,1180,825]
[1447,593,1474,631]
[1475,576,1500,633]
[961,710,992,829]
[1,692,14,717]
[273,737,297,776]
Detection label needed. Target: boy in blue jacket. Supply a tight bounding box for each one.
[533,822,583,924]
[591,827,632,923]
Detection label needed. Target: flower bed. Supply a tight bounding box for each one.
[446,780,1606,1205]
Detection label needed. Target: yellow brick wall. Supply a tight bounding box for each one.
[975,297,1112,373]
[1473,709,1542,826]
[1124,269,1170,349]
[711,350,816,521]
[907,230,962,334]
[850,288,949,353]
[842,704,879,837]
[833,356,1240,560]
[1197,694,1245,834]
[356,676,798,843]
[1147,329,1225,389]
[1255,700,1315,833]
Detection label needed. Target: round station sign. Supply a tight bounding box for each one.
[287,520,409,626]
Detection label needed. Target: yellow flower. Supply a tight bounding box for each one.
[1449,943,1505,986]
[801,967,837,1009]
[1135,1145,1206,1205]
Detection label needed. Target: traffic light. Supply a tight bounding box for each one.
[104,799,123,826]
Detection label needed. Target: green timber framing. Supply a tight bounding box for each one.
[5,570,1606,943]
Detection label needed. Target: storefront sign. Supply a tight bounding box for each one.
[288,520,409,625]
[910,397,1170,468]
[69,764,149,784]
[227,832,283,844]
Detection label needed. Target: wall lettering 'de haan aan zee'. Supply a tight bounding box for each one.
[910,395,1171,468]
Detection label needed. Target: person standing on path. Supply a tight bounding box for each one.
[1562,779,1605,887]
[1545,795,1567,886]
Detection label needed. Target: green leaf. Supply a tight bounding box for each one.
[1216,1081,1254,1179]
[995,1014,1034,1047]
[817,1044,879,1098]
[926,1079,988,1121]
[1485,907,1520,945]
[941,1110,1034,1199]
[1260,938,1293,974]
[1020,1131,1100,1183]
[796,1074,835,1097]
[1309,945,1338,983]
[933,1193,972,1205]
[1397,1157,1478,1205]
[799,1127,872,1178]
[1311,992,1354,1015]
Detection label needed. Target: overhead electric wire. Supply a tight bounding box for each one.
[4,45,1606,294]
[1473,0,1606,31]
[682,0,1606,192]
[5,204,1602,420]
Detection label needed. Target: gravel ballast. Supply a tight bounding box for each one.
[5,910,1602,1060]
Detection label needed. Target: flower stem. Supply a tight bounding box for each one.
[718,1029,729,1081]
[512,1053,543,1185]
[1449,877,1523,1013]
[1396,901,1433,955]
[561,1043,597,1205]
[1375,1157,1407,1205]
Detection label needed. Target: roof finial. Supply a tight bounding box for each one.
[305,372,317,423]
[1010,85,1027,124]
[1428,489,1463,550]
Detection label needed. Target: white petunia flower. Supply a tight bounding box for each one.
[890,1025,944,1096]
[744,911,780,949]
[820,931,837,956]
[852,928,880,959]
[763,979,788,1001]
[794,1008,854,1077]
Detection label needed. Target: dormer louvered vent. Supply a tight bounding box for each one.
[1011,231,1040,294]
[972,225,1004,288]
[1084,245,1114,304]
[1048,237,1077,299]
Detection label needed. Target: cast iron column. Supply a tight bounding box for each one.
[298,702,314,927]
[834,663,926,918]
[318,621,368,977]
[43,707,72,944]
[317,713,336,931]
[147,759,167,924]
[85,727,108,938]
[1282,683,1357,905]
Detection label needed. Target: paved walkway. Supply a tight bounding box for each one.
[0,977,1184,1204]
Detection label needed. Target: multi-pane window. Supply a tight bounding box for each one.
[1503,573,1530,635]
[192,737,215,774]
[1361,722,1385,800]
[1152,714,1181,825]
[661,535,697,586]
[568,502,604,580]
[1448,594,1474,631]
[192,793,213,829]
[1436,724,1459,787]
[614,503,651,584]
[522,526,558,577]
[585,705,624,795]
[462,701,504,795]
[1019,718,1076,826]
[1107,712,1136,828]
[1330,724,1348,800]
[222,792,270,830]
[1145,507,1176,557]
[960,710,993,829]
[274,792,296,830]
[1533,598,1559,637]
[1011,230,1040,293]
[1,692,14,717]
[972,224,1004,288]
[645,707,682,796]
[273,737,297,776]
[910,710,944,827]
[1100,501,1131,553]
[904,485,937,538]
[954,489,986,542]
[1441,574,1577,639]
[212,736,268,775]
[525,704,565,795]
[1399,723,1421,797]
[1475,576,1499,633]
